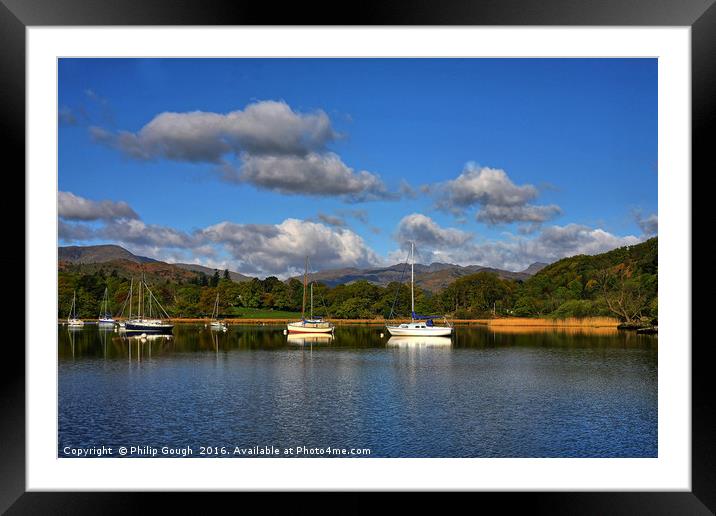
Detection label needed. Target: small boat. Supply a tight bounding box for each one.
[98,287,115,326]
[124,275,174,334]
[385,242,453,337]
[66,290,84,327]
[287,258,334,334]
[210,293,228,331]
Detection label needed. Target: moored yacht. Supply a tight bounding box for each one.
[385,242,453,337]
[287,258,334,334]
[124,275,174,334]
[66,290,84,327]
[98,287,115,326]
[210,292,228,331]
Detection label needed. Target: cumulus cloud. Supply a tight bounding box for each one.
[392,214,641,271]
[91,100,336,162]
[58,220,96,242]
[223,152,390,200]
[200,218,381,276]
[99,219,197,249]
[56,190,381,276]
[634,212,658,236]
[90,100,395,201]
[395,213,471,249]
[436,163,561,225]
[58,191,139,221]
[476,204,562,225]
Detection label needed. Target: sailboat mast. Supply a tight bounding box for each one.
[128,278,133,320]
[411,242,415,317]
[301,257,308,319]
[310,283,313,320]
[69,290,76,321]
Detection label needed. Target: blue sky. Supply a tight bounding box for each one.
[58,58,657,277]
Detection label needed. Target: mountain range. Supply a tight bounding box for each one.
[58,244,548,291]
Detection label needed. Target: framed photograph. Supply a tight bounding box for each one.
[6,0,709,512]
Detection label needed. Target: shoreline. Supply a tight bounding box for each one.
[59,316,622,327]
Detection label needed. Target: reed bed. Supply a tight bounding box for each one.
[486,325,619,336]
[486,317,620,328]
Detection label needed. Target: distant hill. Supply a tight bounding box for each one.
[59,258,201,284]
[58,244,253,283]
[296,262,538,292]
[59,244,157,264]
[521,262,549,275]
[58,244,547,292]
[173,262,253,283]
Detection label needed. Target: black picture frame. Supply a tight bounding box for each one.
[3,0,709,512]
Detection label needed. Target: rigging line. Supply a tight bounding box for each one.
[116,286,130,318]
[145,280,172,319]
[387,248,411,321]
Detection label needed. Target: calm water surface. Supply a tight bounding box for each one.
[58,324,657,458]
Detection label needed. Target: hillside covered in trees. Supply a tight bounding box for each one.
[58,238,657,323]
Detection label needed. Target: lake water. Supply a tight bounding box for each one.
[58,324,657,458]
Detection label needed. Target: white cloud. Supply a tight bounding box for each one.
[99,219,197,249]
[91,100,336,162]
[476,204,562,225]
[392,214,641,271]
[200,218,381,277]
[394,213,472,254]
[225,152,390,200]
[436,163,561,225]
[58,191,138,221]
[58,220,96,242]
[90,100,396,201]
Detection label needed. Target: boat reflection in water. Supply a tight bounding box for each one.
[287,332,334,346]
[122,332,173,343]
[386,336,452,348]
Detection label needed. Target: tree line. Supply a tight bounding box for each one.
[58,238,657,323]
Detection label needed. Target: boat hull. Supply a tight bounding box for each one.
[385,325,453,337]
[124,322,174,334]
[287,322,334,334]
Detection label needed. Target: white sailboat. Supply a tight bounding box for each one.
[385,242,453,337]
[98,287,115,326]
[66,290,84,327]
[287,258,334,334]
[124,275,174,334]
[210,292,228,331]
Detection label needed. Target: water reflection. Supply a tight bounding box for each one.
[486,325,619,336]
[59,323,657,360]
[386,336,452,348]
[58,323,658,458]
[287,333,335,346]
